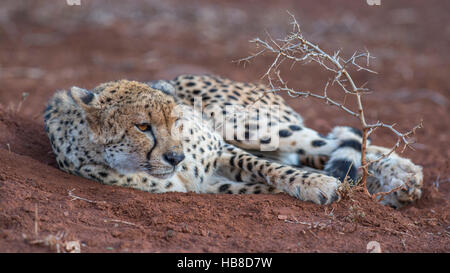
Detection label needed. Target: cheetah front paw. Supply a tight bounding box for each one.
[367,152,423,209]
[283,174,341,205]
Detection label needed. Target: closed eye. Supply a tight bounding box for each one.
[136,123,152,132]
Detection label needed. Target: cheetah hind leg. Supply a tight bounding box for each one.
[321,126,423,208]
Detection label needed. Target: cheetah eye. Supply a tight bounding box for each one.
[136,123,151,132]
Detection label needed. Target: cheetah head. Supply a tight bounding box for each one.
[70,80,185,179]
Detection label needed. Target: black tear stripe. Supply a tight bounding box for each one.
[325,159,358,184]
[161,107,170,132]
[146,125,157,160]
[338,139,362,151]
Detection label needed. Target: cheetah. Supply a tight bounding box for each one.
[44,75,423,208]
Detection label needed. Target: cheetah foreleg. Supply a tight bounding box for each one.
[217,144,341,205]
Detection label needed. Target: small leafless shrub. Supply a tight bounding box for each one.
[239,13,422,199]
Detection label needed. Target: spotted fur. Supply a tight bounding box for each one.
[44,75,423,208]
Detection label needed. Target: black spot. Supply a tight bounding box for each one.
[279,129,292,138]
[227,95,239,101]
[44,112,51,121]
[285,169,295,175]
[289,125,302,131]
[238,159,244,169]
[312,140,327,147]
[338,139,362,151]
[239,188,247,194]
[325,159,358,183]
[235,172,243,182]
[186,82,196,87]
[244,131,250,140]
[296,149,305,155]
[219,184,230,192]
[319,156,328,166]
[229,155,236,167]
[319,194,328,205]
[98,172,108,178]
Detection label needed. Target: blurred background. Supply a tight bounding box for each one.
[0,0,449,180]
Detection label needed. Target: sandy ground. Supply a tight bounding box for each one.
[0,0,448,252]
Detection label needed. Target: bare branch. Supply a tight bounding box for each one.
[239,12,422,200]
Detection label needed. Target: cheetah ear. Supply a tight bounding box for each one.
[70,87,99,107]
[148,80,176,96]
[70,86,103,140]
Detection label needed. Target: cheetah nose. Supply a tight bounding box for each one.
[163,151,185,166]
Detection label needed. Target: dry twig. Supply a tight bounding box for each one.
[238,12,422,199]
[68,188,100,203]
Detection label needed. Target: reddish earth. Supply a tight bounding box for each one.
[0,0,448,252]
